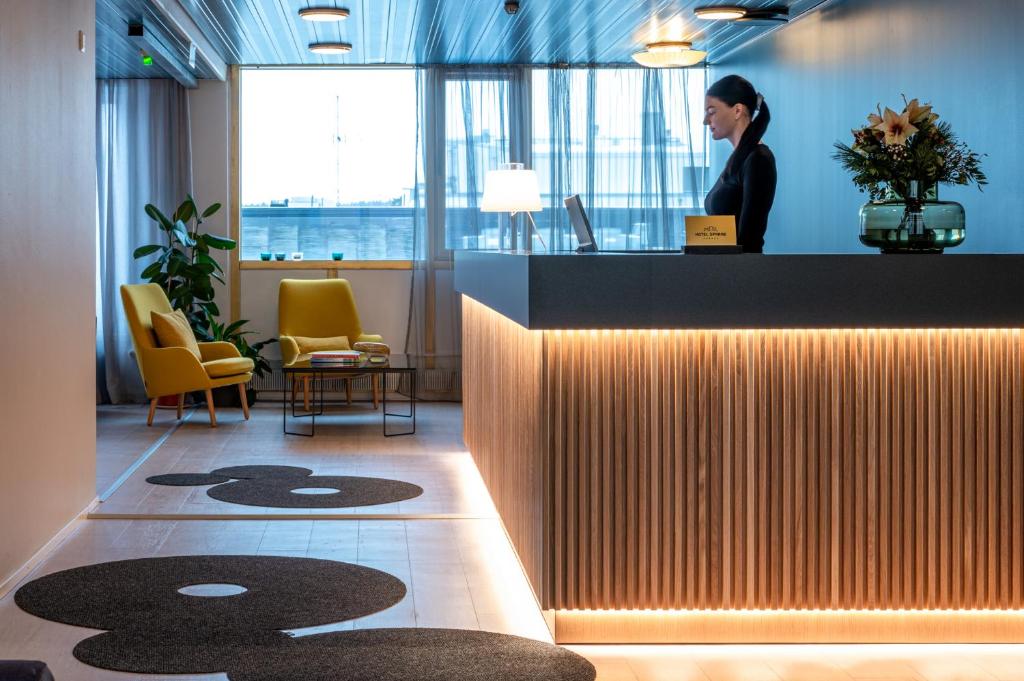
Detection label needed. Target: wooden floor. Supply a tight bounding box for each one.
[1,402,1021,679]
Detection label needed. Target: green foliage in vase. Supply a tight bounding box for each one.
[833,97,987,201]
[209,318,277,379]
[132,195,233,339]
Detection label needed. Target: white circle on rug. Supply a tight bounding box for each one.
[177,583,249,597]
[291,488,342,495]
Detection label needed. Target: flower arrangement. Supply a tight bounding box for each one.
[833,97,987,201]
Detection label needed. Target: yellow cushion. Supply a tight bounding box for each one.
[294,335,350,353]
[202,357,255,378]
[151,309,202,361]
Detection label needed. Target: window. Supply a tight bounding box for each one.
[530,68,709,251]
[240,69,418,260]
[238,66,709,261]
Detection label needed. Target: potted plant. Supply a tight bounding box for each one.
[209,318,277,406]
[134,196,276,405]
[133,195,234,337]
[833,97,987,253]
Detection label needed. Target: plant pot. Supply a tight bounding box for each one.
[859,195,965,254]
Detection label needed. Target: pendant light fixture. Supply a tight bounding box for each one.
[694,6,747,20]
[298,7,350,22]
[631,41,707,68]
[308,42,353,54]
[694,5,789,23]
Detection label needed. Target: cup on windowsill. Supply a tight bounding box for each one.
[259,252,272,261]
[274,252,286,261]
[331,252,344,261]
[291,252,303,261]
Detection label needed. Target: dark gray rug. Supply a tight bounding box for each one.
[207,476,424,508]
[210,465,314,479]
[227,628,597,681]
[146,464,423,508]
[145,473,230,486]
[14,556,406,675]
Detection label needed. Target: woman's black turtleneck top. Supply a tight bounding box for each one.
[703,144,777,253]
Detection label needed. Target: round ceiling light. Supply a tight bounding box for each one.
[308,42,353,54]
[631,41,707,68]
[694,6,748,20]
[298,7,350,22]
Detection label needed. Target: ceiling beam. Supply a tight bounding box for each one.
[128,19,198,89]
[148,0,228,81]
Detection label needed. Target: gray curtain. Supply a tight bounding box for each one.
[405,67,463,399]
[96,79,193,403]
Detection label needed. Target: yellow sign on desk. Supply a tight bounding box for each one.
[684,215,737,246]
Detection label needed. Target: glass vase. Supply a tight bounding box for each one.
[859,182,965,254]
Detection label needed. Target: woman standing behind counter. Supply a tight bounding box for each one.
[703,75,777,253]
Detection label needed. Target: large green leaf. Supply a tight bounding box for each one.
[133,244,162,259]
[140,261,164,280]
[145,204,175,232]
[196,253,223,273]
[198,236,234,251]
[175,197,196,224]
[201,202,222,218]
[202,234,237,251]
[168,284,190,301]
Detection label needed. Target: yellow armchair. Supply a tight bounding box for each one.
[278,278,385,408]
[120,283,254,427]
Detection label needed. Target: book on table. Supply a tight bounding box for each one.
[308,350,362,366]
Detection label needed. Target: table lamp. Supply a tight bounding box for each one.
[481,162,547,252]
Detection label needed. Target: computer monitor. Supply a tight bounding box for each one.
[564,194,597,253]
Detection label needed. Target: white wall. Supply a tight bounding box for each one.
[0,0,96,585]
[189,79,232,304]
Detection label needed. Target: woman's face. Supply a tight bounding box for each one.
[703,95,741,141]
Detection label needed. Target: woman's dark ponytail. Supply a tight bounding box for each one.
[707,75,770,178]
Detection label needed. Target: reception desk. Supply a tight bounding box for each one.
[455,251,1024,643]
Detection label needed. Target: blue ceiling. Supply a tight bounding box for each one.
[96,0,824,79]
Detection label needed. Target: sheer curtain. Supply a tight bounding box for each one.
[533,67,709,250]
[96,80,193,403]
[405,67,528,398]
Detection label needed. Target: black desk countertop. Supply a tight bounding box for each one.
[453,250,1024,329]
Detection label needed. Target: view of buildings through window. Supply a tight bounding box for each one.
[240,67,708,260]
[240,68,418,261]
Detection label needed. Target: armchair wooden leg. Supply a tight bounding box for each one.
[177,394,184,420]
[303,376,311,412]
[372,374,380,410]
[238,383,250,420]
[204,389,217,428]
[147,398,158,426]
[345,378,352,405]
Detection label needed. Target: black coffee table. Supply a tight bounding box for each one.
[282,354,416,437]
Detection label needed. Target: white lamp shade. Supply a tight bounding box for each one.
[481,168,543,212]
